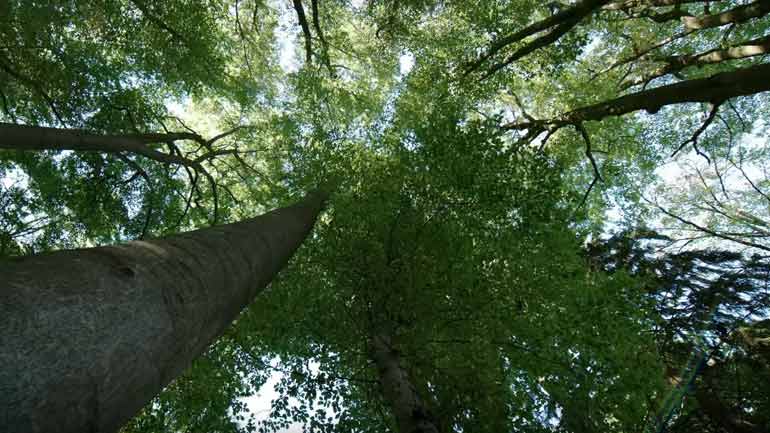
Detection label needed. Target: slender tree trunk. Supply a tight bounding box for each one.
[564,62,770,121]
[504,62,770,131]
[0,122,203,167]
[0,191,327,433]
[682,0,770,30]
[369,333,440,433]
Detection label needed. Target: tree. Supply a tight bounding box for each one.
[588,231,770,433]
[1,0,281,249]
[212,100,664,433]
[2,0,770,432]
[0,189,327,433]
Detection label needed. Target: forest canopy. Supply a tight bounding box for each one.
[1,0,769,432]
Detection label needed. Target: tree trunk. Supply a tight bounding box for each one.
[0,190,327,433]
[369,333,440,433]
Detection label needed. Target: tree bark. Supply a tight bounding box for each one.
[604,0,711,10]
[0,122,206,168]
[369,334,440,433]
[504,62,770,131]
[621,35,770,89]
[565,62,770,121]
[292,0,313,64]
[0,190,327,433]
[682,0,770,30]
[466,0,609,76]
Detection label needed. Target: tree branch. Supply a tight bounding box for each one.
[621,35,770,89]
[465,0,609,76]
[603,0,711,11]
[682,0,770,30]
[576,123,604,183]
[645,197,770,252]
[671,102,720,163]
[310,0,335,76]
[292,0,314,64]
[504,62,770,130]
[0,54,66,125]
[0,123,256,225]
[129,0,192,49]
[576,123,603,209]
[116,154,154,239]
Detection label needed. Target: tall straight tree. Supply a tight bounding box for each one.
[0,189,327,433]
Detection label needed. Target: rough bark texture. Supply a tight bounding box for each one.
[369,334,440,433]
[0,191,327,433]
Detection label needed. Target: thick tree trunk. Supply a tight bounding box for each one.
[369,334,440,433]
[0,191,327,433]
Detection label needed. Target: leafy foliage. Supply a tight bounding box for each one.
[1,0,769,432]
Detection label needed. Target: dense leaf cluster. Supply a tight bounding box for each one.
[1,0,769,432]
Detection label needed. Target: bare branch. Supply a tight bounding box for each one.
[671,102,720,163]
[234,0,257,78]
[0,54,66,125]
[310,0,335,76]
[177,167,198,229]
[292,0,314,64]
[117,154,154,239]
[639,8,694,23]
[465,0,609,76]
[129,0,192,50]
[593,29,694,80]
[645,196,770,252]
[510,92,536,122]
[576,123,604,183]
[206,125,248,146]
[577,176,600,210]
[0,123,258,226]
[712,158,731,201]
[603,0,711,11]
[730,159,770,204]
[480,16,596,80]
[575,123,604,210]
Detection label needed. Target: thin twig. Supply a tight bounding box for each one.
[671,102,721,163]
